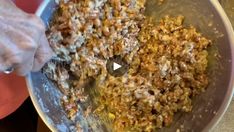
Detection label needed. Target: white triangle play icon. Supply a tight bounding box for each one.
[113,62,122,71]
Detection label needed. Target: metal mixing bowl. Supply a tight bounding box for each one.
[220,0,234,27]
[26,0,234,131]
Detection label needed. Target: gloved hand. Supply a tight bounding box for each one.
[0,0,53,76]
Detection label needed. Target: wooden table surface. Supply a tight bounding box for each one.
[213,100,234,132]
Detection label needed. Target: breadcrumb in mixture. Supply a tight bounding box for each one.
[157,0,165,5]
[45,0,211,131]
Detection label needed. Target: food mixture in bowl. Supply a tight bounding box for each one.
[44,0,211,131]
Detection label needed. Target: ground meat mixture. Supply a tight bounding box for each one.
[45,0,211,131]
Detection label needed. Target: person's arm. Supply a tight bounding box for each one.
[0,0,53,76]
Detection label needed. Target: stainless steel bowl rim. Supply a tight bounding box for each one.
[27,1,58,132]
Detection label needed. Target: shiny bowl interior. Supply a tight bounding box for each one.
[26,0,234,131]
[219,0,234,27]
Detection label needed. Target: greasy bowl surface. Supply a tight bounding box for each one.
[219,0,234,27]
[26,0,234,131]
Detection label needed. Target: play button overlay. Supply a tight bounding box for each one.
[113,62,122,71]
[106,55,129,77]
